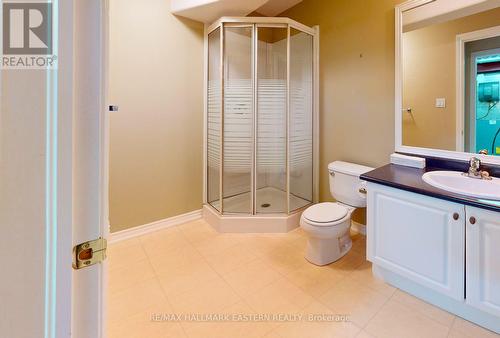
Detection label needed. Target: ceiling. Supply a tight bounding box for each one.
[170,0,303,23]
[255,0,303,16]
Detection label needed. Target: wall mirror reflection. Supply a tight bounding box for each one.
[401,1,500,157]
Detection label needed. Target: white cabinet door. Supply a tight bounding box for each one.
[367,183,465,300]
[466,206,500,317]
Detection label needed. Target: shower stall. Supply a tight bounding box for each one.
[203,17,319,232]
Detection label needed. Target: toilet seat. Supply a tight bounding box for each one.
[302,202,349,226]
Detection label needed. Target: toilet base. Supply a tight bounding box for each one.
[304,232,352,266]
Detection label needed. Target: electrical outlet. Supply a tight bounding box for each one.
[435,98,446,108]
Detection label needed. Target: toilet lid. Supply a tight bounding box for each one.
[303,202,348,224]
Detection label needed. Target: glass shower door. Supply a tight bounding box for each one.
[207,28,221,211]
[289,29,314,211]
[256,26,288,214]
[222,26,253,214]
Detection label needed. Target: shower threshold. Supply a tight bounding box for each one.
[203,187,312,233]
[209,186,310,214]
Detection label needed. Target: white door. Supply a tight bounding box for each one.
[0,1,108,337]
[367,183,465,300]
[466,206,500,317]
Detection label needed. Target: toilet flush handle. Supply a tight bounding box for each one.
[358,187,367,194]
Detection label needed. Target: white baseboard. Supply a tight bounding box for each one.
[351,221,366,236]
[109,209,202,244]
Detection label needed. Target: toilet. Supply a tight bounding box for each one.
[300,161,374,266]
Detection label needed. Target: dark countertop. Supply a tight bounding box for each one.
[361,164,500,213]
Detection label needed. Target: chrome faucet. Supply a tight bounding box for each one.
[464,157,492,180]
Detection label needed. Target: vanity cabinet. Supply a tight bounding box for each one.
[466,206,500,317]
[366,183,465,300]
[367,183,500,323]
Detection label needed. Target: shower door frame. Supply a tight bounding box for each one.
[203,17,320,216]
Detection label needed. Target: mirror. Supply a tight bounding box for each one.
[397,0,500,162]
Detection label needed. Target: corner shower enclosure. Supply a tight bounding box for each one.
[204,17,318,230]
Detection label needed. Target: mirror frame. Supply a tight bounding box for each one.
[395,0,500,165]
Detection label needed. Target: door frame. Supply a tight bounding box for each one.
[467,47,500,152]
[47,1,74,337]
[71,1,110,337]
[15,1,108,337]
[7,1,117,337]
[456,25,500,152]
[0,1,76,337]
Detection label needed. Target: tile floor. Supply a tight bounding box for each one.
[107,219,500,338]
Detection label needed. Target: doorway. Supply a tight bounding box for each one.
[470,49,500,155]
[457,26,500,155]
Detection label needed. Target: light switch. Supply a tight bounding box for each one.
[435,98,446,108]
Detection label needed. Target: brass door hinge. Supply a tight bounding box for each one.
[73,238,107,269]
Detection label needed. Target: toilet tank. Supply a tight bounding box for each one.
[328,161,374,207]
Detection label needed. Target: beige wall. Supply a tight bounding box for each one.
[280,0,398,222]
[402,7,500,151]
[110,0,401,230]
[109,0,204,232]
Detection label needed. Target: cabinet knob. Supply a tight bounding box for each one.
[453,213,459,220]
[469,216,476,225]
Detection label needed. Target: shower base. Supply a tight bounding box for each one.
[210,186,310,214]
[203,187,312,233]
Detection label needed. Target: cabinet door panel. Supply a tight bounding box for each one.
[466,206,500,317]
[367,183,465,300]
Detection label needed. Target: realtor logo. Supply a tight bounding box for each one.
[2,1,57,69]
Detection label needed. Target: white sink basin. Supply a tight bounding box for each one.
[422,171,500,201]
